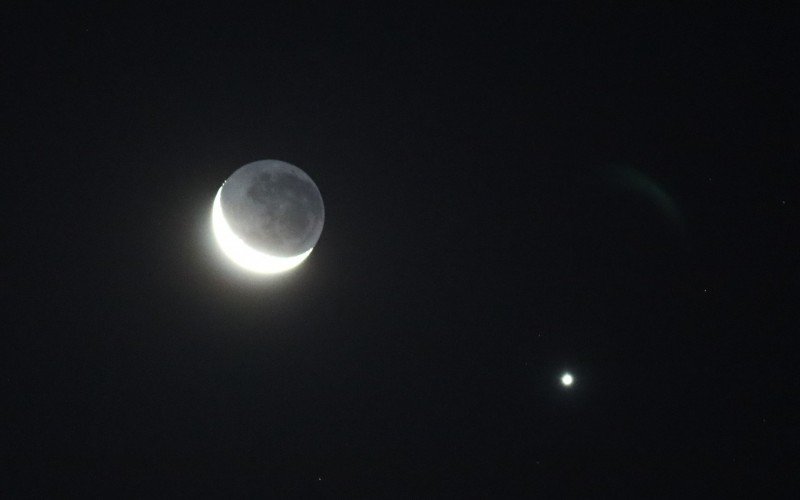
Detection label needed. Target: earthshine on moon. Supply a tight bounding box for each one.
[212,160,324,274]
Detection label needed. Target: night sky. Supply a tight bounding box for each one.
[6,4,798,496]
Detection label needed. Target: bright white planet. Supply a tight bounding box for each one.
[211,160,324,274]
[560,372,574,387]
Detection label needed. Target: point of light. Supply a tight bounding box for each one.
[561,373,574,387]
[212,187,312,274]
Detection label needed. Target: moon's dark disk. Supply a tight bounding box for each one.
[220,160,324,258]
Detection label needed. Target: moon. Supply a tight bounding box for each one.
[211,160,324,274]
[561,372,574,387]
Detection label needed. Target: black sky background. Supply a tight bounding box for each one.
[5,3,799,496]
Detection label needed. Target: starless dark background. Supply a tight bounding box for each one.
[4,3,798,496]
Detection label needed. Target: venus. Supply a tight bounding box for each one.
[212,160,324,274]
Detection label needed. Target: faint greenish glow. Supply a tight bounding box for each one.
[601,165,688,244]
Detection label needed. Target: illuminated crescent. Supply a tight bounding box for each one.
[211,187,313,274]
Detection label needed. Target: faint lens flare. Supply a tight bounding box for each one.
[607,165,687,239]
[211,187,312,274]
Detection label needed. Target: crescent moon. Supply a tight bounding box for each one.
[211,187,313,274]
